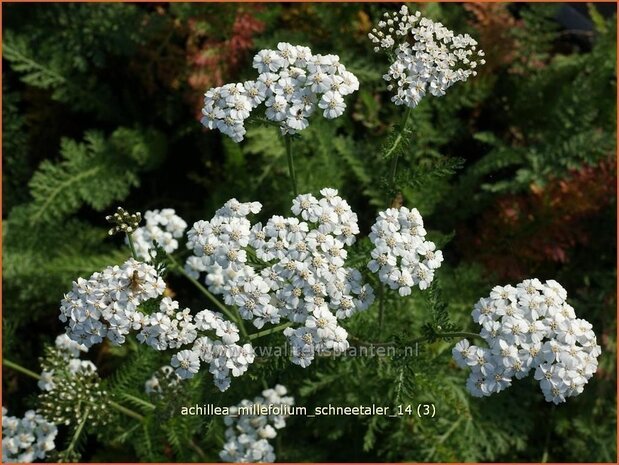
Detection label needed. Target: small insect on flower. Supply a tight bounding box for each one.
[129,270,142,293]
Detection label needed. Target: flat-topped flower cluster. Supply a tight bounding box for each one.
[59,258,167,347]
[369,5,485,108]
[201,42,359,141]
[129,208,187,260]
[220,385,294,463]
[368,206,443,293]
[59,191,449,386]
[452,279,601,404]
[2,408,57,463]
[185,188,375,368]
[58,259,253,391]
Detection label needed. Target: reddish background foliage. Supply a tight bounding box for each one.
[465,3,522,72]
[458,157,616,279]
[185,6,265,115]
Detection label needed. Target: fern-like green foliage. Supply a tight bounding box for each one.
[2,85,31,212]
[27,128,165,224]
[3,3,616,463]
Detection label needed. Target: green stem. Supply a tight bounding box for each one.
[434,331,485,341]
[378,283,385,332]
[109,401,145,421]
[284,135,298,197]
[166,253,249,338]
[385,106,413,201]
[4,358,146,422]
[541,405,556,462]
[126,232,139,260]
[3,359,42,379]
[248,322,293,341]
[63,406,90,457]
[188,439,208,460]
[349,330,483,348]
[120,393,156,411]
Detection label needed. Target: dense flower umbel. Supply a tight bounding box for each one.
[138,297,255,391]
[452,279,601,404]
[369,5,485,108]
[59,259,253,391]
[128,208,188,260]
[185,188,375,368]
[368,206,443,294]
[2,408,57,463]
[220,385,294,463]
[59,258,166,347]
[201,42,359,141]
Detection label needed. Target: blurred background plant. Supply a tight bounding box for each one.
[3,2,616,462]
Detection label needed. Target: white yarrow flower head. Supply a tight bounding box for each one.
[369,5,485,108]
[368,206,443,293]
[201,43,359,141]
[59,258,167,348]
[453,279,601,404]
[58,256,252,391]
[220,385,294,463]
[185,189,374,369]
[128,208,188,260]
[2,408,58,463]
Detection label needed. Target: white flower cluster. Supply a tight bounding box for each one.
[59,259,253,391]
[2,408,57,463]
[368,207,443,294]
[59,258,166,347]
[369,5,485,108]
[452,279,601,404]
[201,42,359,141]
[39,334,92,392]
[128,208,187,260]
[220,385,294,463]
[134,295,255,391]
[154,299,255,391]
[185,188,375,368]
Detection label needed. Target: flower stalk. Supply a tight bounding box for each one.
[248,322,294,341]
[3,358,146,422]
[166,253,249,338]
[126,232,139,260]
[385,105,412,202]
[349,331,484,348]
[284,134,298,197]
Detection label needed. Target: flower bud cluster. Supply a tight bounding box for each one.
[2,408,58,463]
[369,5,485,108]
[368,206,443,294]
[201,42,359,142]
[37,335,113,428]
[452,279,601,404]
[38,334,90,392]
[129,208,187,260]
[220,385,294,463]
[185,188,375,368]
[106,206,142,235]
